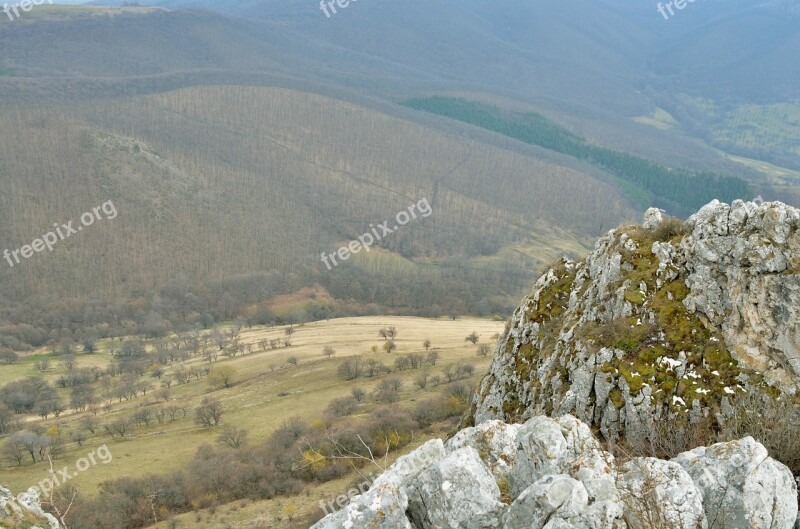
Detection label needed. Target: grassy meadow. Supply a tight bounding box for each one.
[0,315,505,528]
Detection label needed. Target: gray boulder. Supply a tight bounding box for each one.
[672,436,798,529]
[310,480,412,529]
[618,457,706,529]
[406,446,506,529]
[0,487,60,529]
[445,419,521,484]
[503,474,591,529]
[311,415,798,529]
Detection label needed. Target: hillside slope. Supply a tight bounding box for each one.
[0,86,633,346]
[3,1,797,173]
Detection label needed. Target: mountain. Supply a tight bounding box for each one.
[0,0,797,349]
[67,0,799,171]
[0,84,631,348]
[472,199,800,441]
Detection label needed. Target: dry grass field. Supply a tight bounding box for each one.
[0,315,505,528]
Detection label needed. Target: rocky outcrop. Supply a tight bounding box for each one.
[311,415,798,529]
[673,436,798,529]
[472,200,800,441]
[312,200,800,529]
[0,487,60,529]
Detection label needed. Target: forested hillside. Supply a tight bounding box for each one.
[0,0,795,353]
[403,97,752,215]
[0,87,633,351]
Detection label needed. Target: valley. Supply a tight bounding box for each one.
[0,315,503,527]
[1,1,798,527]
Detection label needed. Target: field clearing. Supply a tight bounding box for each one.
[0,315,504,512]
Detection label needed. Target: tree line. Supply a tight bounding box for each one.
[403,96,752,216]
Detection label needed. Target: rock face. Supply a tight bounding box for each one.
[311,415,798,529]
[673,437,798,529]
[473,199,800,441]
[311,200,800,529]
[0,487,60,529]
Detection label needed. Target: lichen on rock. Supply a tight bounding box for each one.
[0,486,60,529]
[473,200,800,443]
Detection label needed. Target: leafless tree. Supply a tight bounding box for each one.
[414,372,429,390]
[218,426,249,448]
[378,326,398,340]
[351,387,366,402]
[195,398,224,428]
[427,351,439,366]
[35,359,51,372]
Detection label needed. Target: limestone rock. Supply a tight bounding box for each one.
[672,436,798,529]
[313,415,800,529]
[643,207,664,230]
[0,487,60,529]
[406,447,506,529]
[310,480,412,529]
[445,420,521,483]
[618,457,706,529]
[473,199,800,441]
[503,474,597,529]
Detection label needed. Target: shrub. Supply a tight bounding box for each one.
[652,216,688,242]
[350,387,366,402]
[207,365,238,388]
[337,357,363,380]
[325,396,358,418]
[195,398,224,428]
[218,426,249,448]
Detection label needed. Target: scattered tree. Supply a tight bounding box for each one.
[337,357,364,380]
[325,396,358,418]
[218,426,249,448]
[35,359,51,372]
[82,338,97,354]
[195,398,224,428]
[351,387,366,403]
[427,351,439,366]
[207,365,238,389]
[378,326,398,340]
[0,349,18,364]
[282,501,298,522]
